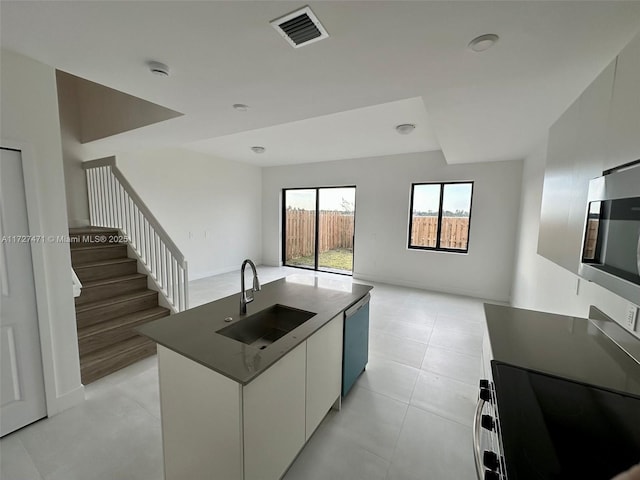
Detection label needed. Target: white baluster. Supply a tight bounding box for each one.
[173,258,179,310]
[87,171,95,224]
[183,262,189,310]
[101,167,108,226]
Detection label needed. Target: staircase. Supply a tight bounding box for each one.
[70,227,170,384]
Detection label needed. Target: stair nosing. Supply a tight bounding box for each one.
[80,273,147,289]
[73,257,137,269]
[80,336,155,363]
[71,244,128,252]
[75,290,158,313]
[77,307,169,339]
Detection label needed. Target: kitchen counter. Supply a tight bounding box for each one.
[483,303,640,395]
[480,304,640,480]
[137,275,372,385]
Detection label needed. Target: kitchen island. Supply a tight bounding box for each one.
[137,275,372,480]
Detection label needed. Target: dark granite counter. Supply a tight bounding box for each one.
[484,303,640,395]
[137,276,372,385]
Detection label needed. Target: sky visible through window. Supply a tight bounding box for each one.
[413,183,472,215]
[286,188,355,211]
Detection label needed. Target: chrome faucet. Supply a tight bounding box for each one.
[240,259,261,315]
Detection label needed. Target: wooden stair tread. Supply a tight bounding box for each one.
[75,290,158,314]
[80,273,147,289]
[69,227,119,234]
[77,306,169,340]
[80,336,157,384]
[74,257,136,269]
[70,226,161,384]
[72,243,126,253]
[81,336,151,365]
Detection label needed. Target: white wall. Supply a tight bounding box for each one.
[1,49,84,413]
[262,151,523,302]
[117,147,262,280]
[511,136,636,333]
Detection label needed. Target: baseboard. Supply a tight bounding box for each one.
[352,271,508,302]
[48,384,85,416]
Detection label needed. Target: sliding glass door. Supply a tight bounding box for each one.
[283,187,355,275]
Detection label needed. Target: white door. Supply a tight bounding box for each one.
[0,147,47,437]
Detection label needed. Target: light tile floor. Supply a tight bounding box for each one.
[1,266,486,480]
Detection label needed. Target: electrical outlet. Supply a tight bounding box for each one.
[625,303,639,331]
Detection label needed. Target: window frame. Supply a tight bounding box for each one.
[407,181,474,254]
[281,186,357,275]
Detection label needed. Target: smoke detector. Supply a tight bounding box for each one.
[270,6,329,48]
[251,146,266,154]
[148,61,169,77]
[396,124,416,135]
[467,34,499,52]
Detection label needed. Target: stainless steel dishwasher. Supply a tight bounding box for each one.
[342,293,370,396]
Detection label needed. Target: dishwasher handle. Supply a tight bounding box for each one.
[344,293,370,318]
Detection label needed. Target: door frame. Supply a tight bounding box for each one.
[281,186,356,275]
[2,138,78,418]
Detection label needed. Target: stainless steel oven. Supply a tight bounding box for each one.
[580,160,640,305]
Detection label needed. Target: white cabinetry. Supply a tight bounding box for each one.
[158,313,344,480]
[605,33,640,171]
[244,343,306,480]
[305,315,343,440]
[538,31,640,274]
[158,345,243,480]
[538,60,615,273]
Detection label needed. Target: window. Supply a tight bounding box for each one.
[408,182,473,253]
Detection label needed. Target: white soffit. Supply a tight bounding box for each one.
[186,97,438,166]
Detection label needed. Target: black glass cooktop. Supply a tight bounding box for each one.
[493,363,640,480]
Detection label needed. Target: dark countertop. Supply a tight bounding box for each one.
[483,303,640,395]
[137,276,372,385]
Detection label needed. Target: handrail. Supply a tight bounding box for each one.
[82,155,116,170]
[84,159,189,311]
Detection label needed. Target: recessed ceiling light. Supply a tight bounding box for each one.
[233,104,250,111]
[251,146,266,154]
[395,124,416,135]
[148,61,169,76]
[468,34,499,52]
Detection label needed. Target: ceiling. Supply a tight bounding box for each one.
[2,1,640,166]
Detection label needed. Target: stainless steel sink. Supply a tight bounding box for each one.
[216,304,315,348]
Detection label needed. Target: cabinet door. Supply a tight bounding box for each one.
[158,346,243,480]
[243,343,306,480]
[606,32,640,171]
[306,314,343,440]
[538,60,614,273]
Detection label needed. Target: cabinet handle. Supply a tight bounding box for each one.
[345,293,370,318]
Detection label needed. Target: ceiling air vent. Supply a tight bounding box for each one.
[270,6,329,48]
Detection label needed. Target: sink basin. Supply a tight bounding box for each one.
[217,304,316,348]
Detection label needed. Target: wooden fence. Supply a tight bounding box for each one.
[410,216,469,250]
[285,210,470,259]
[582,218,599,259]
[285,210,354,259]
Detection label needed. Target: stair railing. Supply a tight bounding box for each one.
[83,156,189,312]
